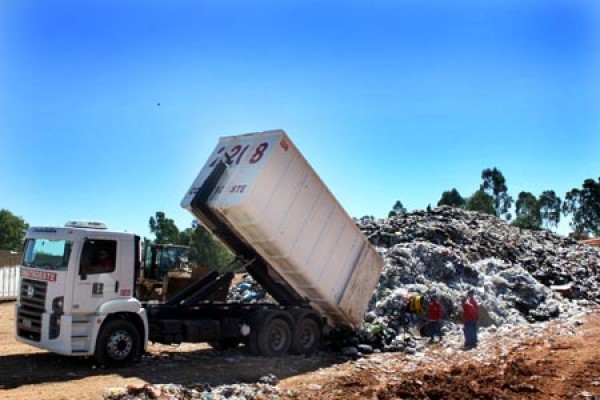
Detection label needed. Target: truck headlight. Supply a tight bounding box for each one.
[52,296,64,313]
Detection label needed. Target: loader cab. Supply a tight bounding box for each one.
[142,243,191,280]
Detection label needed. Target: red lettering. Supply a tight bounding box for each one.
[21,268,57,282]
[280,139,289,151]
[250,142,269,164]
[229,184,248,193]
[209,147,226,167]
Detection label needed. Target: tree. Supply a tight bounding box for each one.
[538,190,561,230]
[465,190,495,216]
[388,200,406,217]
[149,212,181,244]
[0,209,28,251]
[563,178,600,236]
[437,188,466,208]
[182,223,233,270]
[512,191,541,230]
[480,167,513,220]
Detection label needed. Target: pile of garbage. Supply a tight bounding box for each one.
[104,375,283,400]
[337,206,599,355]
[227,275,273,303]
[361,206,600,301]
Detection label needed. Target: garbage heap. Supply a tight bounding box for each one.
[226,206,600,354]
[346,206,600,354]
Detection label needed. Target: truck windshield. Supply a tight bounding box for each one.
[22,239,72,271]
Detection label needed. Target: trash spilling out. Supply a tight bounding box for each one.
[227,275,274,304]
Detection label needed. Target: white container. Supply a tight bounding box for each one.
[182,130,383,328]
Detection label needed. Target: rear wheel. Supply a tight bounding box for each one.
[257,317,292,356]
[94,319,141,367]
[248,311,293,357]
[291,316,321,355]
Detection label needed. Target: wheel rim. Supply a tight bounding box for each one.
[269,324,287,352]
[299,326,316,348]
[106,330,133,360]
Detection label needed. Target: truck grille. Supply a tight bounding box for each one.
[17,278,48,341]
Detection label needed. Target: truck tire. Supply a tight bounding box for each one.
[257,317,292,356]
[248,311,293,356]
[94,319,141,367]
[291,316,321,355]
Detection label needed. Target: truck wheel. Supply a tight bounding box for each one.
[94,319,141,367]
[259,317,292,356]
[291,316,321,355]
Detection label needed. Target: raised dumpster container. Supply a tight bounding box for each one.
[182,130,383,328]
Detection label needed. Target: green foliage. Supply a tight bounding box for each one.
[563,177,600,236]
[0,209,29,251]
[465,190,495,216]
[480,167,513,220]
[514,191,541,230]
[437,188,466,208]
[148,211,232,270]
[511,216,540,230]
[389,200,406,218]
[538,190,561,230]
[182,223,234,270]
[149,212,181,244]
[511,190,562,232]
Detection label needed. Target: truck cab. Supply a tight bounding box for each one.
[16,221,148,365]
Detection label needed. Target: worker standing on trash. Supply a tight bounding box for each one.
[462,289,479,349]
[427,294,443,343]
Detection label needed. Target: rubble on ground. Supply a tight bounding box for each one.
[104,376,285,400]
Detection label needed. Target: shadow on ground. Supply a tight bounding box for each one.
[0,346,344,389]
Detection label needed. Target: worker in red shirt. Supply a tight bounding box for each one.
[427,294,443,342]
[462,289,479,348]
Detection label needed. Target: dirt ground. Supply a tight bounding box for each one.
[1,301,600,400]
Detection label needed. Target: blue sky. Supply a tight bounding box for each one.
[1,0,599,239]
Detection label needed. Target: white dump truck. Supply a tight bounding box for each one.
[15,130,383,366]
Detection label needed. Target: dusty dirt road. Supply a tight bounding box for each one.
[1,300,600,399]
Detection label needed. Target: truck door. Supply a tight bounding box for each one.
[72,238,120,314]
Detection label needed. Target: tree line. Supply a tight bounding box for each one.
[1,171,599,252]
[387,169,600,238]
